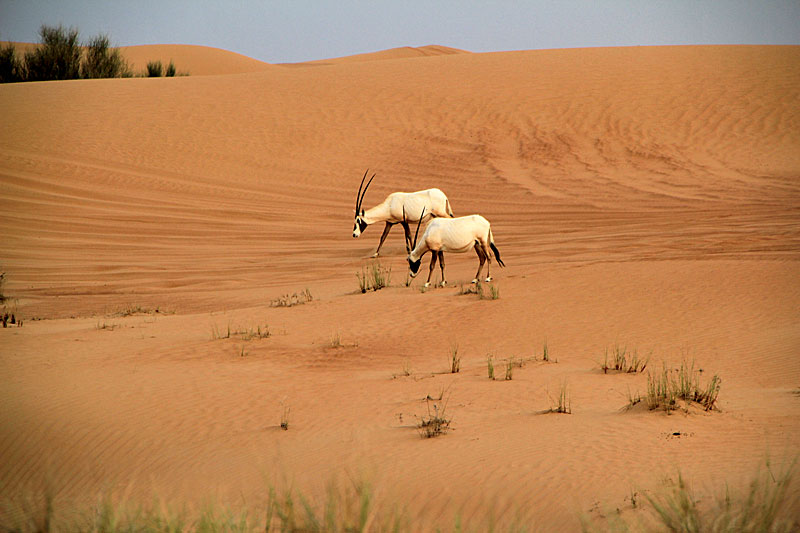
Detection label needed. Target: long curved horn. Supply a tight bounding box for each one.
[355,169,369,213]
[412,207,425,250]
[358,172,376,213]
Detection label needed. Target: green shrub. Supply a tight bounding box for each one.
[24,24,82,81]
[82,34,130,78]
[0,42,23,83]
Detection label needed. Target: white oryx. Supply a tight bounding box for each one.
[406,208,505,288]
[352,170,454,257]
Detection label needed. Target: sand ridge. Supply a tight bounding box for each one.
[1,44,799,530]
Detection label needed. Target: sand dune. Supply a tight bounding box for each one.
[1,44,799,530]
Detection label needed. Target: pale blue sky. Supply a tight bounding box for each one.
[1,1,798,63]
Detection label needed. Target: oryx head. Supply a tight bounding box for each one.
[406,207,425,277]
[352,169,375,238]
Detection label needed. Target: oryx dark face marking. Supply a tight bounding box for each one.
[352,214,368,237]
[407,257,421,276]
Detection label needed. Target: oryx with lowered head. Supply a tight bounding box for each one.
[352,170,454,257]
[405,207,505,288]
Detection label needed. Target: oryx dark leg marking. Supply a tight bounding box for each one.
[374,221,393,256]
[427,250,439,286]
[438,251,446,286]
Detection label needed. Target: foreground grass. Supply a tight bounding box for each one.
[6,458,795,532]
[584,458,798,532]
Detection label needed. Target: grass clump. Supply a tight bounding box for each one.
[601,345,648,374]
[630,360,721,412]
[357,262,391,293]
[270,288,313,307]
[487,355,495,380]
[417,395,451,438]
[449,343,461,373]
[541,382,571,414]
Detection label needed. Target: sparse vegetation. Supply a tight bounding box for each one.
[417,395,451,438]
[542,339,550,362]
[628,360,721,412]
[504,357,515,381]
[270,288,314,307]
[0,24,185,83]
[210,321,270,341]
[356,261,391,293]
[601,345,648,374]
[487,354,495,380]
[489,284,500,300]
[329,330,342,348]
[280,402,290,431]
[449,343,461,373]
[644,459,797,533]
[538,381,572,414]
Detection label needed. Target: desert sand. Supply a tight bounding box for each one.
[1,44,799,530]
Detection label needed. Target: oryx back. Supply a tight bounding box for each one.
[423,215,491,253]
[387,188,450,223]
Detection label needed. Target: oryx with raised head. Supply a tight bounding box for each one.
[352,170,454,257]
[405,208,505,288]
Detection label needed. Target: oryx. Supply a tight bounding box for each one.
[406,208,505,288]
[352,170,454,257]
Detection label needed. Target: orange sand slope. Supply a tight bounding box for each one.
[120,44,274,75]
[1,45,799,530]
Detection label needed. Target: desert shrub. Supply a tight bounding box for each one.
[146,60,163,77]
[24,24,81,81]
[165,60,176,77]
[0,42,23,83]
[82,34,130,78]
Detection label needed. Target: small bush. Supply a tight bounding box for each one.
[146,60,163,77]
[165,60,176,77]
[487,355,495,380]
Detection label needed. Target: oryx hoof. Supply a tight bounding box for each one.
[371,252,380,258]
[440,280,447,287]
[485,276,493,282]
[471,278,479,284]
[423,282,431,288]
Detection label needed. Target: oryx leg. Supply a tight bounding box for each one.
[425,250,439,288]
[438,251,446,286]
[373,221,394,257]
[480,240,493,282]
[472,243,487,283]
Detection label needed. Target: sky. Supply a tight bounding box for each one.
[1,0,799,64]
